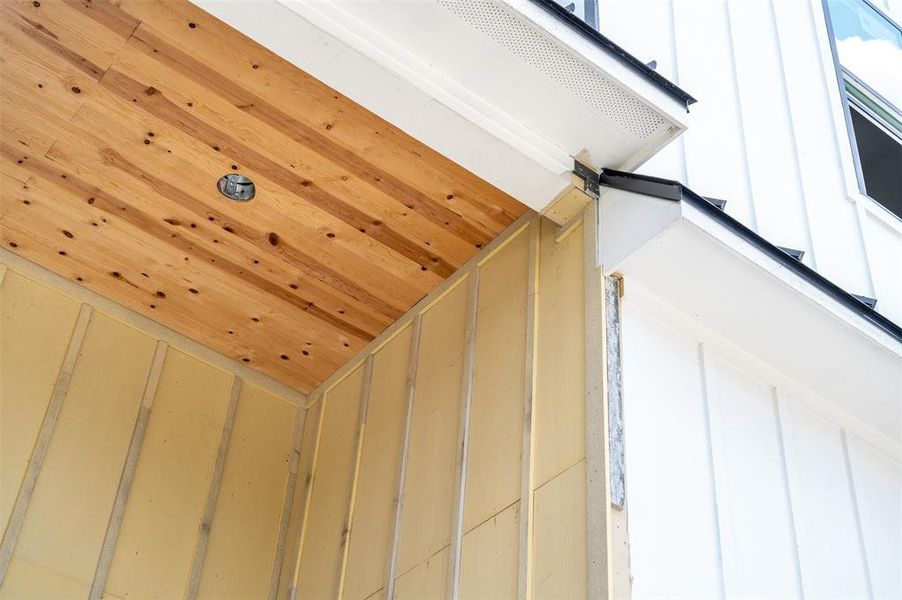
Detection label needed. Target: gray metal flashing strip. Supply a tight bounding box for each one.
[529,0,697,108]
[596,168,902,343]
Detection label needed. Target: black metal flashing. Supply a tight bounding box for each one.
[777,246,805,262]
[529,0,697,108]
[853,294,878,310]
[597,168,902,343]
[703,196,728,211]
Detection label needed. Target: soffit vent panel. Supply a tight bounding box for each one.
[293,0,686,177]
[437,0,668,141]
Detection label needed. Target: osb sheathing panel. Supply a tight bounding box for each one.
[284,213,592,599]
[0,270,80,534]
[197,383,296,599]
[343,326,414,600]
[395,278,470,578]
[104,348,232,598]
[463,232,529,531]
[0,264,303,598]
[295,365,366,598]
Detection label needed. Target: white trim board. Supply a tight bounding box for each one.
[598,188,902,441]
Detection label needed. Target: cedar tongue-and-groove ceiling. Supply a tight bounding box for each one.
[0,0,527,392]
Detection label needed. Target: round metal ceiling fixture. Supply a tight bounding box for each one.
[217,173,255,202]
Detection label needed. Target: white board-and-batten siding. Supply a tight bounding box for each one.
[598,0,902,325]
[620,287,901,599]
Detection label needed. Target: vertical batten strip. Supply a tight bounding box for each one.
[840,430,875,599]
[447,271,480,600]
[89,341,169,600]
[764,0,820,270]
[385,315,422,600]
[185,377,242,600]
[0,263,7,287]
[665,0,690,184]
[722,0,761,231]
[0,303,93,583]
[289,394,326,600]
[697,344,729,597]
[517,222,539,600]
[771,388,807,599]
[583,200,611,599]
[336,355,375,598]
[268,405,308,600]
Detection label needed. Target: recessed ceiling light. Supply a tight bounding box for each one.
[217,173,255,202]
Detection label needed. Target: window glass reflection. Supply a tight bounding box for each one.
[828,0,902,109]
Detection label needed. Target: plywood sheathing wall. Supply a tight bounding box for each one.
[285,211,601,600]
[0,0,526,393]
[0,255,306,598]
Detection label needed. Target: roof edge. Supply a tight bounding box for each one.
[529,0,697,107]
[597,168,902,344]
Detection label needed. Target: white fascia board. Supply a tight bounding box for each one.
[600,188,902,441]
[193,0,689,214]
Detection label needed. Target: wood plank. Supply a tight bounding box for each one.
[0,0,527,393]
[112,36,479,272]
[96,66,457,282]
[2,0,130,73]
[0,198,338,387]
[114,0,522,230]
[1,152,347,389]
[56,87,418,322]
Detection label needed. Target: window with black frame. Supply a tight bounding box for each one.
[826,0,902,219]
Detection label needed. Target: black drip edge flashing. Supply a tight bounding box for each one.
[529,0,697,108]
[598,168,902,344]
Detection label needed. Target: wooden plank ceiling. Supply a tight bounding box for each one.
[0,0,527,392]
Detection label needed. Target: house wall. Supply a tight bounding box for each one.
[598,0,902,325]
[595,3,902,595]
[285,214,592,599]
[619,285,901,599]
[0,255,306,599]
